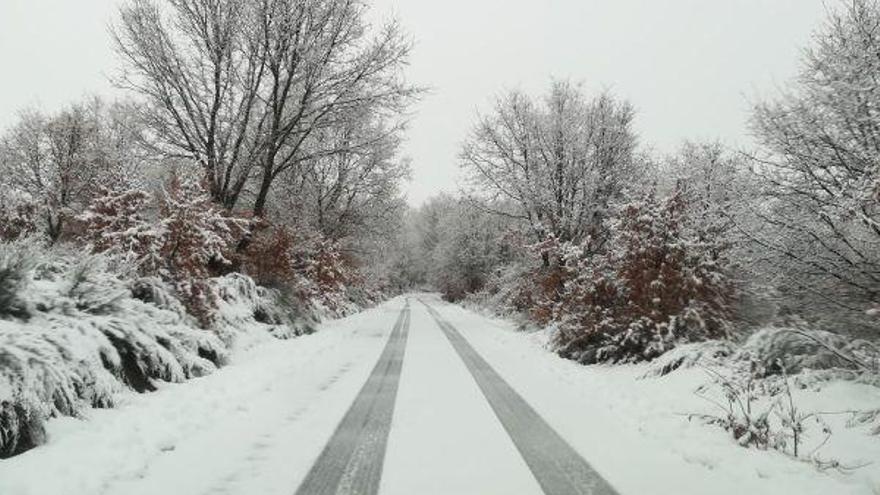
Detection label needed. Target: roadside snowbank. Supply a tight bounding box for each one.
[0,298,408,495]
[0,240,317,458]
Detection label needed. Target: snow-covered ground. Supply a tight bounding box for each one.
[438,296,880,495]
[1,294,878,495]
[0,298,408,495]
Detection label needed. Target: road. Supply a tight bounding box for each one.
[293,297,616,495]
[2,294,872,495]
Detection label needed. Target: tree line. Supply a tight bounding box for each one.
[394,0,880,363]
[0,0,420,321]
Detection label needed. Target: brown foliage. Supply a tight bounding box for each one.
[78,179,248,328]
[238,222,298,289]
[551,192,734,363]
[0,199,38,242]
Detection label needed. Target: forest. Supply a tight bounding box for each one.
[0,0,879,490]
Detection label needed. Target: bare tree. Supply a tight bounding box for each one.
[461,81,638,258]
[281,112,410,243]
[748,0,880,329]
[247,0,417,217]
[114,0,264,208]
[114,0,419,217]
[0,99,146,242]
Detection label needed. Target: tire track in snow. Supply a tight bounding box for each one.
[421,299,619,495]
[293,300,410,495]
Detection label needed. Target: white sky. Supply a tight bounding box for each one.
[0,0,828,205]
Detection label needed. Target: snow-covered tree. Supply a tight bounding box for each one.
[0,99,147,242]
[77,187,162,275]
[749,0,880,331]
[461,81,639,259]
[114,0,419,216]
[274,112,410,249]
[158,176,246,278]
[77,177,247,327]
[431,201,509,301]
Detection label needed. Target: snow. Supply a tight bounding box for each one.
[380,300,543,495]
[0,297,408,495]
[437,296,880,495]
[1,294,878,495]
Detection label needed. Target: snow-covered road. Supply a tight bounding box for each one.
[1,295,878,495]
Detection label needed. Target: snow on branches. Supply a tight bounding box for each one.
[749,0,880,329]
[78,178,248,327]
[551,190,734,364]
[77,187,160,273]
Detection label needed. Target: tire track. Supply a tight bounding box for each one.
[293,300,411,495]
[420,299,619,495]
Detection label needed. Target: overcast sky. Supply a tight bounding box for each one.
[0,0,828,205]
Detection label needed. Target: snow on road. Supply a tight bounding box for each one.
[420,300,616,495]
[295,302,410,495]
[380,298,544,495]
[1,294,878,495]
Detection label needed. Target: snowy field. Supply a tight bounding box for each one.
[1,295,878,495]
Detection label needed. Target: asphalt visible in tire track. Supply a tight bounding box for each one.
[420,299,619,495]
[293,300,411,495]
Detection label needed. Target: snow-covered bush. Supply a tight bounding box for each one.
[463,260,534,319]
[0,191,38,242]
[0,239,39,319]
[77,187,161,274]
[511,240,574,326]
[735,327,880,377]
[239,223,299,289]
[0,238,316,458]
[554,192,734,364]
[690,366,830,461]
[644,340,735,377]
[298,236,351,312]
[213,273,317,340]
[236,219,388,319]
[78,180,250,328]
[691,365,877,470]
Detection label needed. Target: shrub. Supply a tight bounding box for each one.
[239,223,298,289]
[78,180,249,328]
[644,340,735,377]
[554,192,734,364]
[736,327,880,377]
[0,238,40,319]
[0,192,38,242]
[77,187,162,274]
[237,223,366,316]
[0,241,315,458]
[158,176,245,281]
